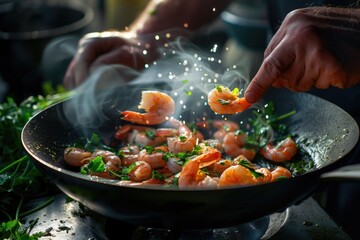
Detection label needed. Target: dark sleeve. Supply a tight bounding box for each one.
[266,0,357,33]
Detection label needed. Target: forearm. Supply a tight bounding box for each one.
[129,0,233,35]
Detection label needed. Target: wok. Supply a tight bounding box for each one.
[21,83,360,229]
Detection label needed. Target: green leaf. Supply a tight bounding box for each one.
[81,156,105,174]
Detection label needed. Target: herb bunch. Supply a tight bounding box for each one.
[0,89,73,239]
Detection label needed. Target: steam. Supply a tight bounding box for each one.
[62,37,264,137]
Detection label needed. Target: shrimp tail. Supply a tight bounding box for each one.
[121,111,147,124]
[235,98,252,112]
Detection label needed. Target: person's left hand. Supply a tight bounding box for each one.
[63,31,156,89]
[245,7,360,103]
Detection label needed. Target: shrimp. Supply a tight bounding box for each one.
[134,132,166,147]
[64,147,91,167]
[167,119,197,153]
[166,157,183,174]
[270,166,292,181]
[212,120,240,143]
[208,85,251,114]
[121,91,175,125]
[260,137,297,162]
[88,149,122,179]
[255,168,273,184]
[207,159,232,176]
[178,147,221,188]
[218,165,257,187]
[138,146,168,169]
[134,127,178,147]
[219,155,273,186]
[128,161,152,182]
[114,124,152,141]
[223,132,256,161]
[119,145,140,167]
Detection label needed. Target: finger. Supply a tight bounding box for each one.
[63,59,77,89]
[245,39,295,103]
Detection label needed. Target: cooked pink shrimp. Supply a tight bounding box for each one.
[208,85,251,114]
[114,124,152,141]
[128,161,152,182]
[178,147,221,188]
[138,146,168,169]
[119,145,140,167]
[200,139,223,152]
[166,157,183,174]
[223,132,256,161]
[134,127,178,147]
[64,147,91,167]
[218,164,257,187]
[260,137,297,162]
[167,119,197,153]
[89,149,122,179]
[121,91,175,125]
[270,166,292,181]
[134,132,166,147]
[207,159,232,176]
[212,120,240,143]
[212,120,240,131]
[255,168,273,184]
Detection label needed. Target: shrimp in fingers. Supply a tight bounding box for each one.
[208,85,251,114]
[178,147,221,188]
[122,91,175,125]
[260,137,297,162]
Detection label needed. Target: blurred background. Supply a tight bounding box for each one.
[0,0,268,103]
[0,0,150,103]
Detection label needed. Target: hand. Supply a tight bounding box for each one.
[63,31,156,89]
[245,7,360,103]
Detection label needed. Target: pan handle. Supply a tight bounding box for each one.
[320,164,360,182]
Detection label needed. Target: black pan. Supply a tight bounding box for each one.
[21,83,360,229]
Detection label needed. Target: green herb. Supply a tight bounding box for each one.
[80,156,105,174]
[179,135,187,142]
[246,101,296,149]
[218,99,230,105]
[0,90,74,230]
[184,90,192,96]
[215,85,222,92]
[152,170,165,181]
[0,197,52,239]
[231,87,239,95]
[145,130,156,139]
[149,7,157,15]
[238,160,264,178]
[182,79,189,84]
[144,146,154,154]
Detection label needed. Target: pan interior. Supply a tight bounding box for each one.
[22,84,359,186]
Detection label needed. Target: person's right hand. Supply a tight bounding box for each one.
[63,31,156,89]
[245,7,360,104]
